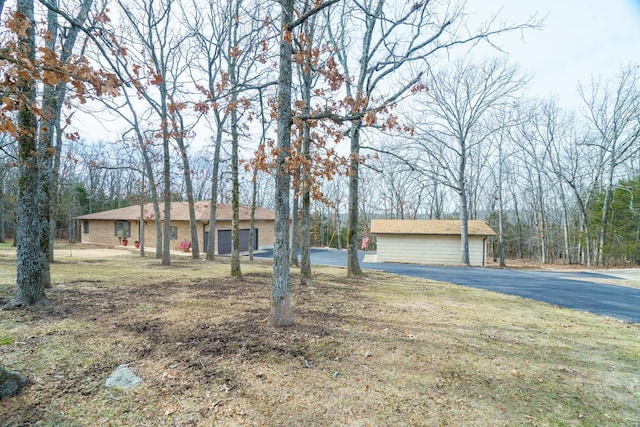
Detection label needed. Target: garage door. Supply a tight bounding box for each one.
[216,229,258,255]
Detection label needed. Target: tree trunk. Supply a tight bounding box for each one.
[139,144,162,259]
[206,122,223,261]
[271,0,294,326]
[39,80,55,290]
[299,26,313,284]
[498,201,505,267]
[43,0,94,279]
[249,89,267,263]
[497,153,506,267]
[335,206,342,250]
[459,188,470,266]
[459,148,470,266]
[535,171,547,264]
[290,191,299,266]
[4,0,49,310]
[512,189,523,259]
[558,183,571,264]
[300,185,312,284]
[347,121,363,277]
[161,93,171,266]
[139,196,146,257]
[0,189,5,243]
[249,174,257,262]
[229,3,242,277]
[173,116,200,259]
[230,106,242,277]
[300,118,313,285]
[598,166,616,266]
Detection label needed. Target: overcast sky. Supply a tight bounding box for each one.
[72,0,640,143]
[465,0,640,109]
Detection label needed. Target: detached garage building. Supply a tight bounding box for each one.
[76,202,276,255]
[370,219,496,267]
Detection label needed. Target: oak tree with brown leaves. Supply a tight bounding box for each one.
[1,1,119,309]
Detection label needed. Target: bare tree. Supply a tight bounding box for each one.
[579,65,640,265]
[514,100,563,264]
[165,34,201,260]
[99,0,189,266]
[184,0,229,261]
[38,0,94,288]
[548,129,602,266]
[484,106,523,267]
[324,0,540,276]
[533,99,583,265]
[411,58,526,265]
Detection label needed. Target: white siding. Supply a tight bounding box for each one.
[376,234,487,266]
[467,236,487,266]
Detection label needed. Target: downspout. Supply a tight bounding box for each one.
[483,237,487,267]
[204,224,207,252]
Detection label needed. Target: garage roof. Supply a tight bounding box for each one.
[76,202,276,222]
[370,219,497,236]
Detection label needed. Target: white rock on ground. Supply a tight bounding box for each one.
[105,365,142,389]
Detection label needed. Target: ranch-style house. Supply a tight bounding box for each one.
[76,201,276,254]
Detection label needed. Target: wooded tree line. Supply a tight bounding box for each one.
[2,0,637,324]
[376,61,640,269]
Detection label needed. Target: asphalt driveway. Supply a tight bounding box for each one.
[254,248,640,323]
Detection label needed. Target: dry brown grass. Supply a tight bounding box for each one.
[0,244,639,426]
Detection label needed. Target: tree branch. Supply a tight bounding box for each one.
[288,0,340,31]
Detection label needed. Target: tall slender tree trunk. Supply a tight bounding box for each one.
[271,0,294,326]
[229,1,242,277]
[300,116,313,285]
[290,190,299,266]
[497,152,506,267]
[598,166,616,266]
[173,115,200,259]
[160,93,171,266]
[230,113,242,276]
[512,189,523,259]
[498,198,505,267]
[249,174,257,262]
[43,0,94,278]
[207,123,223,261]
[0,188,5,243]
[139,142,162,259]
[459,188,470,266]
[558,184,571,264]
[4,0,49,309]
[230,105,241,276]
[535,171,547,264]
[347,121,363,277]
[249,89,267,262]
[38,0,61,291]
[297,12,315,285]
[139,191,146,257]
[459,148,470,266]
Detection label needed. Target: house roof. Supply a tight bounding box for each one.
[370,219,497,236]
[76,201,275,222]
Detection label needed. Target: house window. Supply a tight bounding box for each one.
[114,221,131,238]
[83,220,89,234]
[170,226,177,240]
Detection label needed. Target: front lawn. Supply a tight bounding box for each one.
[1,246,638,425]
